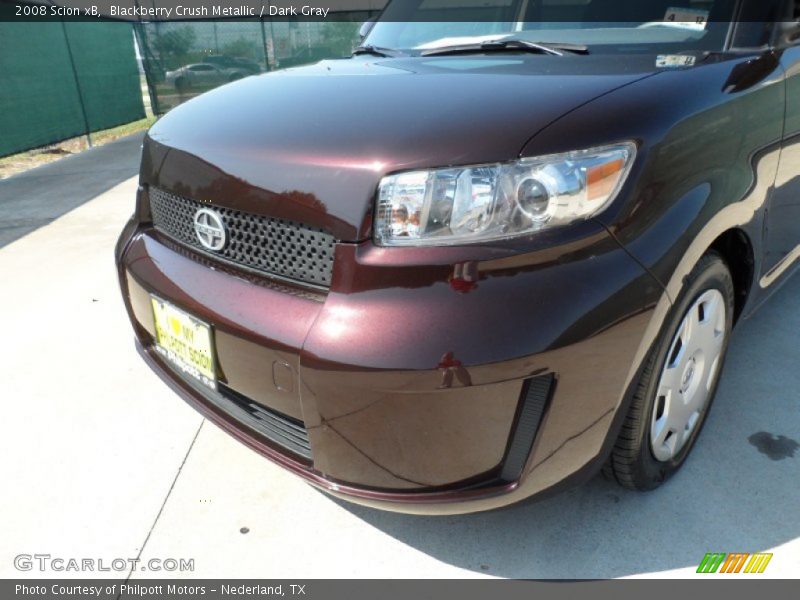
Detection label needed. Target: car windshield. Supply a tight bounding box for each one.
[365,0,740,54]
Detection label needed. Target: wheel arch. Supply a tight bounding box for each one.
[708,228,755,325]
[620,222,759,438]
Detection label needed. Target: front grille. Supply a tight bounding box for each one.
[149,187,336,288]
[217,383,312,460]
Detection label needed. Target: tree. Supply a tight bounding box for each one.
[153,25,197,67]
[221,37,257,59]
[322,22,360,57]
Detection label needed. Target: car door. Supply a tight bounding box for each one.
[207,65,227,85]
[764,0,800,282]
[189,64,215,86]
[186,65,203,85]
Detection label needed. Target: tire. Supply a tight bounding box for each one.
[604,251,735,491]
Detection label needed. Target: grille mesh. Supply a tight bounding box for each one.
[149,187,335,287]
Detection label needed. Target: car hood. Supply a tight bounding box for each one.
[143,55,659,241]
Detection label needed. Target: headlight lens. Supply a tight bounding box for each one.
[374,143,636,246]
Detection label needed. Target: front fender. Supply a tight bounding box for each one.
[523,51,784,341]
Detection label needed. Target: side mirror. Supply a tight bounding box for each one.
[358,19,376,40]
[722,51,780,94]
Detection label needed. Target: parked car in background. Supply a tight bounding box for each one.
[117,0,800,514]
[204,55,263,75]
[165,63,247,92]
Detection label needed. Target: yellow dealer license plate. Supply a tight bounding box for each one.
[151,296,217,390]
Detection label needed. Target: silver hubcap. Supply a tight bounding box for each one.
[650,289,727,462]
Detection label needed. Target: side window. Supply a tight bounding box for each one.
[730,0,786,48]
[780,0,800,45]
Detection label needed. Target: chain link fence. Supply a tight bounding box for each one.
[134,14,379,115]
[0,2,382,158]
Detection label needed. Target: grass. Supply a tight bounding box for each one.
[0,115,157,180]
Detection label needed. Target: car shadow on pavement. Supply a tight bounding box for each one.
[334,272,800,579]
[0,132,144,248]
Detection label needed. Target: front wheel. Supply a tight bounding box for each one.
[604,251,735,490]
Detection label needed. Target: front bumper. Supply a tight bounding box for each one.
[116,202,662,514]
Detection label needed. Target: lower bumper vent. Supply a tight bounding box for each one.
[500,373,555,482]
[214,383,312,461]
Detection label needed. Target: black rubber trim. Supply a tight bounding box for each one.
[217,383,312,461]
[500,373,555,482]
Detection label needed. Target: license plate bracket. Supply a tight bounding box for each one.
[150,295,217,391]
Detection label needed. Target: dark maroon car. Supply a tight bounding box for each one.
[116,0,800,513]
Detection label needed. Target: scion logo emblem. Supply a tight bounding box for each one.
[193,208,226,251]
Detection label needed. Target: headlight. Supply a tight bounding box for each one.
[374,143,636,246]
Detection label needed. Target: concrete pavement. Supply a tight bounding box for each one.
[0,132,145,248]
[1,141,798,579]
[0,171,202,579]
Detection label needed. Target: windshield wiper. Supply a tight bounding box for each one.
[420,39,589,57]
[352,45,404,58]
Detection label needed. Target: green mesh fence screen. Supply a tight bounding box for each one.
[0,11,380,158]
[0,19,145,158]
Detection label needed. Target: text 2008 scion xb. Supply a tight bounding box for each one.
[116,0,800,514]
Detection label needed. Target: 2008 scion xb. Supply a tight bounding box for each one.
[116,0,800,514]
